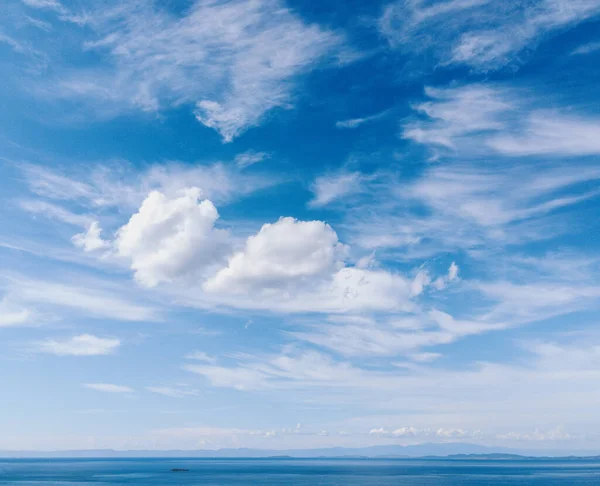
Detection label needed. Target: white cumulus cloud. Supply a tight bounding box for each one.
[205,217,345,294]
[115,188,229,287]
[198,217,415,313]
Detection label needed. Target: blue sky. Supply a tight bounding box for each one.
[2,0,600,452]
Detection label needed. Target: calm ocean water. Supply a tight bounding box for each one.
[1,458,600,485]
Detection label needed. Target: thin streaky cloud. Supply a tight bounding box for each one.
[0,299,33,327]
[571,41,600,55]
[309,171,364,207]
[83,383,135,393]
[36,334,121,356]
[335,110,390,129]
[403,85,600,157]
[146,386,200,398]
[8,277,160,322]
[234,150,271,169]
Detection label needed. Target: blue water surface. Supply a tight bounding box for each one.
[1,458,600,485]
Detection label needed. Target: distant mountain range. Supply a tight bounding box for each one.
[1,443,599,459]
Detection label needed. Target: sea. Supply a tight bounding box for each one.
[1,458,600,485]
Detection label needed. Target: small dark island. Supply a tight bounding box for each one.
[171,468,190,472]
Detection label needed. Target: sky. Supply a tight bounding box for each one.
[1,0,600,453]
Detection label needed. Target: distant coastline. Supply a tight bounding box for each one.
[1,443,600,460]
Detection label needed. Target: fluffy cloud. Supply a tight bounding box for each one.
[37,334,120,356]
[410,270,431,297]
[202,217,414,313]
[72,221,109,252]
[60,184,416,314]
[115,188,229,287]
[205,217,345,294]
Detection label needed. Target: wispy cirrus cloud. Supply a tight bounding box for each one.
[333,84,600,261]
[185,348,370,392]
[347,161,600,258]
[380,0,600,69]
[146,385,200,398]
[450,0,600,68]
[186,333,600,437]
[288,265,595,361]
[19,160,276,210]
[6,277,160,322]
[571,41,600,55]
[83,383,134,393]
[308,171,365,208]
[289,315,456,358]
[185,351,216,364]
[31,0,349,141]
[402,85,512,150]
[21,0,65,13]
[234,150,271,169]
[0,298,33,327]
[403,84,600,157]
[19,200,93,227]
[488,112,600,156]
